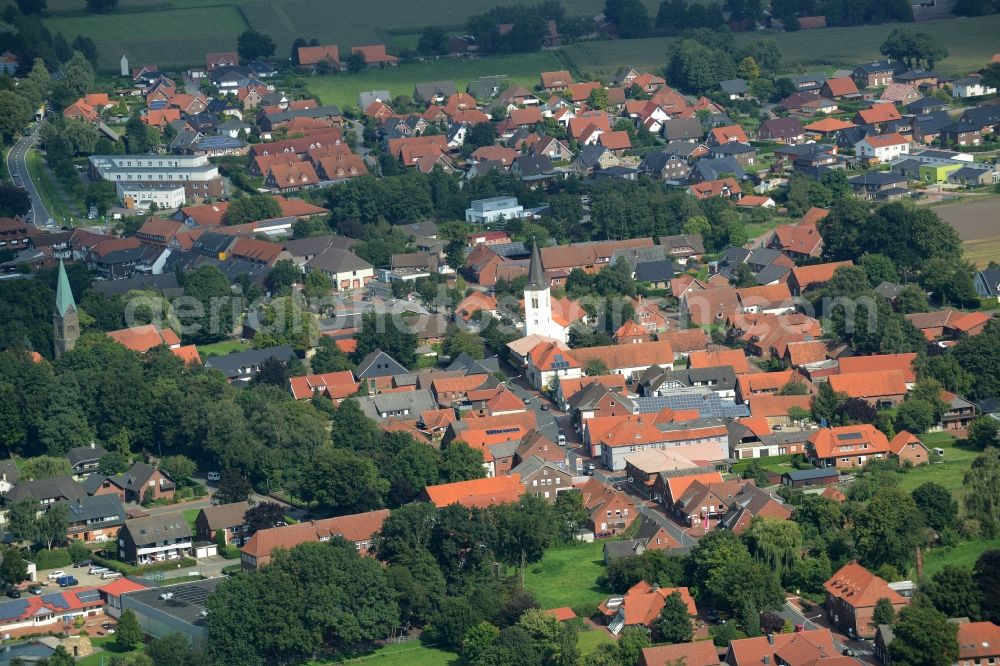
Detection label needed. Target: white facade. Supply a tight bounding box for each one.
[465,196,525,224]
[952,80,998,99]
[90,154,220,184]
[524,282,566,343]
[855,138,910,163]
[116,183,186,210]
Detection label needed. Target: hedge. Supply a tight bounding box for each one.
[91,554,198,577]
[33,549,71,570]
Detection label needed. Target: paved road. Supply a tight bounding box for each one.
[780,597,876,663]
[6,126,49,228]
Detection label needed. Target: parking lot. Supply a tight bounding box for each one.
[27,564,124,592]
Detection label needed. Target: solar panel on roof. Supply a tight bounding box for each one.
[76,590,101,604]
[634,393,750,419]
[0,599,29,621]
[837,432,863,440]
[42,593,69,610]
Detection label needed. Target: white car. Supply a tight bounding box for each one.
[88,566,109,575]
[46,571,65,580]
[206,472,221,482]
[101,571,120,580]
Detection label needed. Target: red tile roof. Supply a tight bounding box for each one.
[640,640,720,666]
[688,348,750,374]
[824,77,859,97]
[772,221,822,255]
[856,104,902,124]
[541,70,574,88]
[545,607,578,622]
[791,261,853,291]
[711,124,749,144]
[241,509,390,560]
[824,561,906,607]
[289,371,358,400]
[665,471,724,503]
[298,44,340,65]
[424,475,525,508]
[957,622,1000,661]
[572,340,675,373]
[350,44,397,64]
[861,132,908,148]
[828,370,906,399]
[837,353,916,384]
[747,394,812,418]
[106,324,180,353]
[170,345,201,366]
[808,424,892,459]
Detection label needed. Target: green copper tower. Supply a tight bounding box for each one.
[53,260,79,359]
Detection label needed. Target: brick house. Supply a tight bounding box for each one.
[580,477,636,536]
[118,512,193,565]
[889,431,929,466]
[807,424,893,469]
[82,462,175,503]
[824,561,908,638]
[195,501,252,547]
[240,509,390,570]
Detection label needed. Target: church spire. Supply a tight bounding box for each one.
[527,241,545,290]
[55,260,76,317]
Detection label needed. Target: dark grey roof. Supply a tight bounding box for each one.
[754,264,791,285]
[906,97,948,114]
[467,76,509,100]
[790,73,827,88]
[282,234,358,258]
[761,117,805,139]
[659,234,705,254]
[692,157,747,182]
[356,350,409,378]
[782,467,838,481]
[123,511,192,544]
[192,231,236,256]
[66,444,108,467]
[6,476,86,502]
[664,141,704,158]
[634,392,749,419]
[604,539,645,560]
[874,282,905,300]
[527,241,545,289]
[961,105,1000,128]
[91,273,181,297]
[710,142,756,156]
[487,440,521,460]
[940,121,979,134]
[514,155,555,178]
[357,389,436,420]
[640,151,688,173]
[663,118,704,141]
[447,353,501,375]
[611,245,672,269]
[265,105,343,124]
[305,246,372,273]
[635,260,675,283]
[849,172,907,186]
[414,80,456,99]
[914,111,954,134]
[0,459,18,485]
[399,221,439,238]
[975,268,1000,297]
[719,79,748,95]
[854,60,895,74]
[56,494,126,527]
[641,365,736,392]
[573,145,609,169]
[204,345,296,378]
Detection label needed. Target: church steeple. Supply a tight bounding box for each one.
[53,260,79,359]
[526,241,545,290]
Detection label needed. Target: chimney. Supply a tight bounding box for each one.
[90,441,96,449]
[767,634,775,646]
[763,656,771,664]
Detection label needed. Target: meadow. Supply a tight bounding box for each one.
[44,5,248,72]
[522,541,611,610]
[303,51,568,109]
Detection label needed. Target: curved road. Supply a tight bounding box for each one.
[5,126,50,228]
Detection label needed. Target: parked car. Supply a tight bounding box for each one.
[28,586,42,595]
[101,571,121,580]
[73,559,93,568]
[57,576,78,587]
[206,471,221,482]
[46,571,66,580]
[6,588,20,598]
[88,566,109,575]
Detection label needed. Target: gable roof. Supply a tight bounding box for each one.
[688,348,750,374]
[824,561,906,607]
[424,475,525,508]
[640,639,721,666]
[198,500,251,531]
[828,370,906,398]
[808,424,892,459]
[241,509,389,559]
[837,353,916,384]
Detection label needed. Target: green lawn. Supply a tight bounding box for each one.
[522,541,611,611]
[577,627,615,656]
[303,51,566,109]
[198,340,250,358]
[78,636,145,666]
[309,640,461,665]
[893,433,977,507]
[25,149,78,224]
[920,537,1000,578]
[182,508,200,531]
[731,454,796,476]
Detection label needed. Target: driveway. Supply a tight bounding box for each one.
[5,125,50,227]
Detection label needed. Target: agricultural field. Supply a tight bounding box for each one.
[561,15,1000,80]
[44,5,249,73]
[933,195,1000,268]
[303,51,567,109]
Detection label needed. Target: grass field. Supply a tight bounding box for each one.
[561,15,1000,80]
[522,541,611,610]
[577,627,616,656]
[304,51,567,109]
[198,340,250,357]
[78,636,145,666]
[182,508,200,531]
[26,149,80,223]
[921,536,1000,577]
[309,641,461,665]
[44,5,248,72]
[893,433,977,508]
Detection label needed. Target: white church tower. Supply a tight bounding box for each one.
[524,242,565,343]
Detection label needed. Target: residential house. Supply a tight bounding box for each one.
[789,261,854,295]
[889,431,929,466]
[640,641,721,666]
[57,495,126,543]
[422,475,525,509]
[516,458,574,502]
[952,75,997,99]
[825,561,908,638]
[66,443,108,477]
[118,512,193,564]
[240,509,389,570]
[758,118,806,144]
[849,172,908,199]
[203,345,297,382]
[195,501,252,547]
[855,133,910,163]
[598,581,697,636]
[579,477,637,535]
[5,475,86,506]
[821,77,860,100]
[854,104,902,129]
[351,45,398,67]
[725,628,842,666]
[807,424,894,469]
[719,79,748,100]
[954,622,1000,666]
[828,370,907,408]
[540,70,574,91]
[852,60,898,88]
[305,245,373,290]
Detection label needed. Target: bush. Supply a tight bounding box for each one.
[33,549,71,570]
[191,483,207,498]
[176,487,193,500]
[219,545,241,560]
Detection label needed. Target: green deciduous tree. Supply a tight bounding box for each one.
[852,487,925,573]
[873,597,896,626]
[743,516,803,579]
[654,591,694,643]
[237,30,275,62]
[922,565,982,620]
[0,548,28,587]
[224,194,282,226]
[116,609,143,650]
[967,416,1000,450]
[974,550,1000,623]
[964,448,1000,537]
[300,445,387,515]
[889,601,959,666]
[353,311,417,368]
[911,482,958,532]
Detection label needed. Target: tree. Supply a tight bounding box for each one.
[742,460,771,487]
[430,597,484,649]
[417,26,450,56]
[215,471,252,504]
[237,30,275,62]
[0,91,33,143]
[742,517,803,578]
[852,487,925,573]
[974,550,1000,623]
[178,266,236,343]
[8,499,39,546]
[911,482,958,532]
[463,621,501,662]
[146,632,208,666]
[811,382,846,425]
[585,358,609,376]
[265,259,301,294]
[116,609,143,650]
[98,451,130,475]
[0,184,31,219]
[0,548,28,587]
[654,591,694,643]
[605,0,651,37]
[873,597,896,626]
[587,87,609,110]
[894,285,930,314]
[72,36,100,67]
[346,51,366,73]
[224,194,282,226]
[895,399,935,434]
[889,601,959,666]
[243,502,285,536]
[158,455,195,485]
[880,29,948,69]
[352,312,417,368]
[85,181,117,216]
[86,0,118,11]
[300,446,387,515]
[554,490,589,541]
[737,56,760,80]
[922,566,983,620]
[967,416,1000,450]
[21,456,71,480]
[310,337,354,374]
[964,448,1000,537]
[302,270,332,299]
